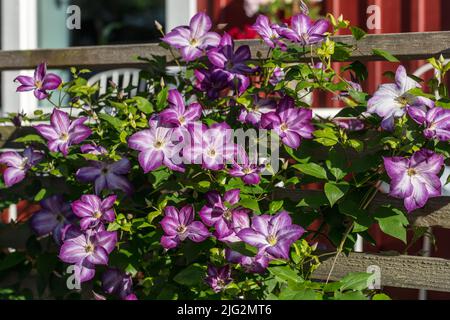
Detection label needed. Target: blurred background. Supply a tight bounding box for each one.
[1,0,450,300]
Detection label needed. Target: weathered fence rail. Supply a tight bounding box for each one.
[1,31,450,293]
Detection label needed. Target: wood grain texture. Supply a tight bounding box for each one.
[273,189,450,229]
[312,252,450,292]
[1,31,450,70]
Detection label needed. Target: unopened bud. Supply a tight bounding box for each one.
[154,20,163,32]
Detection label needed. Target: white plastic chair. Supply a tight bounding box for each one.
[87,68,147,98]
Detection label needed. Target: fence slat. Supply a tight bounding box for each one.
[312,253,450,292]
[1,31,450,71]
[274,189,450,229]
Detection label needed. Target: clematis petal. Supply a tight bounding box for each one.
[14,75,35,87]
[34,124,59,141]
[161,235,179,249]
[59,239,88,264]
[51,109,70,134]
[383,156,410,179]
[76,166,101,183]
[34,63,47,82]
[187,221,210,242]
[162,28,191,48]
[109,158,131,174]
[224,189,240,205]
[76,260,96,283]
[180,46,203,62]
[42,73,62,90]
[190,12,212,39]
[87,246,109,265]
[95,231,117,254]
[160,216,179,236]
[395,65,420,93]
[128,130,154,152]
[105,173,133,195]
[138,149,164,173]
[237,228,268,248]
[30,209,59,236]
[0,151,23,168]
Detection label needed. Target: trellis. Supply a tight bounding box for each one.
[1,31,450,292]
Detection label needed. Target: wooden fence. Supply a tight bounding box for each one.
[1,31,450,293]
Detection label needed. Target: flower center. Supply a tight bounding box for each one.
[207,148,217,157]
[190,38,199,47]
[223,209,232,221]
[301,33,310,43]
[177,225,187,234]
[85,244,95,253]
[154,140,165,149]
[19,157,29,170]
[267,234,278,246]
[101,168,109,175]
[35,80,43,89]
[407,168,417,176]
[93,211,102,219]
[178,116,186,124]
[243,167,253,174]
[280,123,289,132]
[60,133,69,142]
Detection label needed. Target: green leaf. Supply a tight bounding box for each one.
[268,266,303,284]
[133,96,154,114]
[350,26,367,41]
[226,242,257,257]
[14,134,45,145]
[279,287,322,300]
[373,205,409,243]
[326,149,347,181]
[293,163,328,180]
[372,293,391,300]
[314,127,339,146]
[324,182,349,207]
[156,87,169,111]
[34,188,47,202]
[339,272,374,291]
[269,200,284,214]
[98,113,123,132]
[372,49,399,62]
[334,291,368,300]
[239,197,261,213]
[173,264,205,286]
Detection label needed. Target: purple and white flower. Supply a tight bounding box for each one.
[207,33,254,94]
[384,149,444,213]
[128,119,184,173]
[261,96,314,149]
[252,15,286,49]
[205,265,232,293]
[14,62,62,100]
[59,228,117,282]
[80,144,107,155]
[237,95,276,127]
[72,194,116,230]
[408,104,450,141]
[367,65,422,130]
[184,122,236,171]
[276,13,330,45]
[194,68,230,99]
[162,12,220,62]
[237,211,305,260]
[35,109,92,156]
[76,158,133,195]
[225,249,270,274]
[159,89,202,128]
[160,205,210,250]
[30,195,76,244]
[0,147,43,187]
[228,148,263,185]
[269,67,285,86]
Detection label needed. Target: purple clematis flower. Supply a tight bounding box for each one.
[14,62,62,100]
[225,249,270,274]
[199,189,241,227]
[102,268,135,300]
[269,67,285,86]
[333,118,365,132]
[237,211,305,260]
[29,195,76,244]
[59,228,117,283]
[261,96,314,149]
[408,104,450,141]
[214,208,252,243]
[80,144,107,155]
[367,65,422,130]
[252,15,286,50]
[35,109,92,156]
[207,33,254,94]
[159,89,202,128]
[0,147,43,187]
[384,149,444,213]
[128,119,184,173]
[76,158,133,195]
[194,68,230,99]
[72,194,116,230]
[184,122,236,170]
[228,148,263,185]
[205,265,232,293]
[276,13,330,45]
[160,205,210,250]
[162,12,220,62]
[238,95,277,127]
